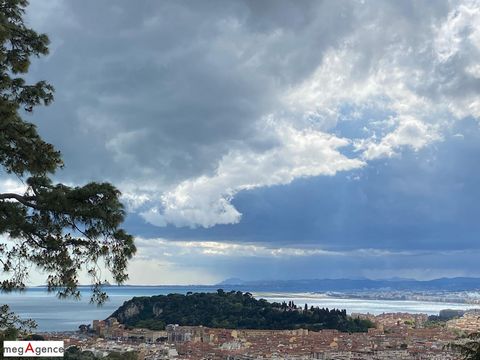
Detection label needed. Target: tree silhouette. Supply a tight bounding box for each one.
[0,0,136,304]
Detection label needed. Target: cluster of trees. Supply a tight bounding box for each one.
[0,346,138,360]
[447,333,480,360]
[112,290,373,333]
[60,347,138,360]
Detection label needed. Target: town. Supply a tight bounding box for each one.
[42,310,480,359]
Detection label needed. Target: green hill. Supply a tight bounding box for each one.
[109,290,373,332]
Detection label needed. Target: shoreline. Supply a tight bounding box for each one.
[1,287,479,332]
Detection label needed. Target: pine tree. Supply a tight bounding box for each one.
[0,0,136,304]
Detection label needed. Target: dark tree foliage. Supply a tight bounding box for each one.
[111,290,374,333]
[0,304,36,359]
[59,347,137,360]
[447,332,480,360]
[62,347,98,360]
[0,304,35,333]
[26,346,137,360]
[0,0,136,303]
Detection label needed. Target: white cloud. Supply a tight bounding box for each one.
[356,117,442,160]
[434,1,480,63]
[0,179,28,195]
[133,238,417,260]
[285,44,445,160]
[141,123,364,228]
[135,238,339,258]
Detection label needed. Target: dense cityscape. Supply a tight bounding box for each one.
[41,307,480,359]
[324,290,480,305]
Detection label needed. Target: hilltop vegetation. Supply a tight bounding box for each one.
[110,290,373,332]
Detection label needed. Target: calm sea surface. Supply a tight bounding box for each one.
[1,286,478,331]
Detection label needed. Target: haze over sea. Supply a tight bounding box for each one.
[1,286,479,332]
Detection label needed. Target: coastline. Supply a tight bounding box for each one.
[1,286,479,332]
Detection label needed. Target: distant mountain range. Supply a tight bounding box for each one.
[216,277,480,292]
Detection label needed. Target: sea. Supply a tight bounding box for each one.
[1,286,479,332]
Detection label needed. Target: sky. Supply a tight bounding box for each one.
[5,0,480,284]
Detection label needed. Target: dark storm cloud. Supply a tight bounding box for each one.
[24,0,456,188]
[25,0,359,185]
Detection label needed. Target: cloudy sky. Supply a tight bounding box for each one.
[11,0,480,284]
